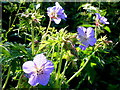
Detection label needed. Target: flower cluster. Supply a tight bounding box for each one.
[22,2,110,87]
[77,27,96,50]
[22,54,54,86]
[95,13,109,26]
[47,2,67,24]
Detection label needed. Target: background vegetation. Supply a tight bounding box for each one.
[1,1,120,89]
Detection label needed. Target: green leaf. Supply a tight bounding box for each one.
[80,24,95,27]
[90,62,97,67]
[36,4,40,10]
[104,26,111,33]
[0,45,10,56]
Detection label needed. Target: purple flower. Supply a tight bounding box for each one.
[22,53,54,86]
[47,2,67,24]
[77,27,96,50]
[95,13,109,25]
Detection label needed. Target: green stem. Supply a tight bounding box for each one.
[16,72,23,88]
[47,45,55,57]
[60,60,68,84]
[66,50,96,84]
[5,3,21,42]
[66,58,89,84]
[46,17,52,34]
[76,73,87,89]
[99,1,101,11]
[62,60,68,76]
[42,18,51,40]
[3,66,11,89]
[95,27,97,39]
[29,86,33,89]
[95,1,100,39]
[56,43,64,88]
[31,24,35,55]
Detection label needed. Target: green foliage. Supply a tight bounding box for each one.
[104,26,111,33]
[1,1,120,89]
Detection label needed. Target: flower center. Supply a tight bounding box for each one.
[95,19,100,26]
[37,69,43,75]
[36,65,45,75]
[83,37,88,42]
[49,11,58,19]
[80,33,88,43]
[95,20,100,26]
[84,32,88,40]
[34,63,45,75]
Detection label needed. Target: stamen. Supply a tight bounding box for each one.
[36,61,48,75]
